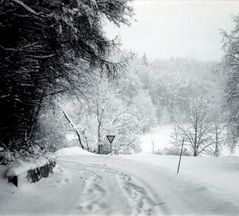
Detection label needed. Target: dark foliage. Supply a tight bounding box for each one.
[0,0,132,152]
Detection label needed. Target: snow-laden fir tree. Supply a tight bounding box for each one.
[0,0,133,155]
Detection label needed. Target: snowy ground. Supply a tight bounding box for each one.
[1,147,239,215]
[140,124,173,153]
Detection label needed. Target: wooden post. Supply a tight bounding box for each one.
[177,138,184,174]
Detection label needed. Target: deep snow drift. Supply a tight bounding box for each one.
[1,147,239,215]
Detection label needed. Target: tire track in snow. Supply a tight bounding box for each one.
[117,173,157,216]
[58,159,107,213]
[78,163,163,216]
[77,172,107,212]
[58,158,164,215]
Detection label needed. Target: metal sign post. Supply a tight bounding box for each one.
[106,135,115,153]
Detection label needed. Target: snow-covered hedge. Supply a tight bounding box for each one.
[0,148,14,165]
[6,154,56,187]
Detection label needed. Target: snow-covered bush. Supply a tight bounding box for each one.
[0,151,14,165]
[57,77,143,154]
[6,155,56,186]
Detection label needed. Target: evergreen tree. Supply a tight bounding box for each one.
[223,15,239,150]
[0,0,133,152]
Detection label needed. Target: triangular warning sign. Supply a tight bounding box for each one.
[106,135,115,143]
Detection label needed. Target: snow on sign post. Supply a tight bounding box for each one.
[106,135,115,154]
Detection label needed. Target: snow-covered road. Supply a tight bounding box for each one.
[1,152,239,215]
[56,155,239,216]
[57,155,164,216]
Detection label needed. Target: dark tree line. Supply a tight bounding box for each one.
[0,0,133,153]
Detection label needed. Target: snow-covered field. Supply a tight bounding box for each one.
[140,124,233,156]
[140,124,174,153]
[1,147,239,215]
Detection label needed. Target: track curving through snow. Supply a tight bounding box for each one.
[57,156,165,216]
[56,155,239,216]
[2,153,239,216]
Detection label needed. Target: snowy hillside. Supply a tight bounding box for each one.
[1,147,239,215]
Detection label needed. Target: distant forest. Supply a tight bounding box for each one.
[126,55,226,124]
[36,54,227,156]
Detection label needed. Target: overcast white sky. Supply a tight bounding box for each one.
[105,0,239,61]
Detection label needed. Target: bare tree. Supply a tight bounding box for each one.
[176,98,213,156]
[208,107,225,157]
[210,122,224,157]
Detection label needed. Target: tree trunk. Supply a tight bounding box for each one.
[82,129,90,151]
[25,88,46,148]
[193,150,198,156]
[62,110,84,149]
[97,123,102,154]
[96,100,103,154]
[214,127,219,157]
[193,115,198,156]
